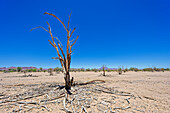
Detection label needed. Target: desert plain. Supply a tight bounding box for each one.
[0,71,170,113]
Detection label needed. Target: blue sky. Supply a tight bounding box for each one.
[0,0,170,68]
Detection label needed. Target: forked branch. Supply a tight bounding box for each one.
[44,12,68,32]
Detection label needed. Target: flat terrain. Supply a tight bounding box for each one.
[0,71,170,113]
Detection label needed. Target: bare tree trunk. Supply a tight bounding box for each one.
[103,70,105,76]
[102,65,106,76]
[65,72,71,90]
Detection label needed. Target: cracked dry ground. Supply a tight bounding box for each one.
[0,71,170,113]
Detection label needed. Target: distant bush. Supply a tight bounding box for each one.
[8,69,17,72]
[143,68,153,72]
[165,68,170,71]
[86,68,91,71]
[43,70,47,72]
[153,67,160,71]
[81,69,85,72]
[32,69,37,72]
[91,68,98,72]
[160,68,164,72]
[27,69,37,72]
[117,68,122,75]
[27,69,31,72]
[17,67,22,72]
[54,67,62,72]
[106,69,111,72]
[3,70,7,73]
[40,67,43,71]
[70,69,76,72]
[133,68,139,72]
[129,67,139,71]
[124,68,128,72]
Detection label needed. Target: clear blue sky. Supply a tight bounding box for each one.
[0,0,170,69]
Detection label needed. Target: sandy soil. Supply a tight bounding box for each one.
[0,71,170,113]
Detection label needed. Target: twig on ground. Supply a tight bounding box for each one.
[81,105,88,113]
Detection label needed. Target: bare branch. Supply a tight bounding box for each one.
[70,39,75,43]
[30,26,48,32]
[52,57,63,61]
[48,40,55,48]
[70,28,76,37]
[54,37,63,48]
[44,12,68,32]
[70,49,75,54]
[46,22,57,47]
[69,49,75,57]
[53,37,66,68]
[67,12,72,29]
[71,35,79,47]
[57,41,66,63]
[47,25,64,69]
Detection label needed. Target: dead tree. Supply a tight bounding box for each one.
[117,67,122,75]
[24,70,26,76]
[102,65,106,76]
[31,12,79,93]
[48,68,53,76]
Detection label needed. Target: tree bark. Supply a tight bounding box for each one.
[65,72,71,90]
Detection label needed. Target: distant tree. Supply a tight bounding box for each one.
[107,69,111,72]
[17,67,22,72]
[143,68,153,72]
[43,70,47,72]
[70,68,75,72]
[48,68,53,75]
[153,67,161,71]
[165,68,170,71]
[86,68,91,71]
[3,70,7,73]
[129,67,138,72]
[77,69,81,72]
[24,70,27,76]
[32,69,37,72]
[124,68,128,72]
[40,67,43,72]
[8,69,17,72]
[81,68,85,72]
[28,69,32,72]
[102,65,106,76]
[54,67,60,72]
[117,67,122,75]
[91,68,98,72]
[129,67,134,71]
[161,68,164,72]
[122,66,124,72]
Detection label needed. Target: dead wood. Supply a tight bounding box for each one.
[93,88,133,97]
[0,80,142,112]
[143,96,155,101]
[113,106,131,110]
[41,105,50,111]
[17,101,39,105]
[63,97,72,113]
[81,105,88,113]
[40,93,65,102]
[22,74,38,77]
[73,80,105,86]
[125,97,130,104]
